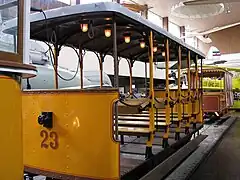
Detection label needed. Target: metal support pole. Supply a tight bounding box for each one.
[163,39,170,148]
[145,31,155,158]
[99,53,104,88]
[145,61,148,95]
[185,50,191,131]
[176,46,182,140]
[112,16,119,140]
[194,55,199,124]
[128,59,133,95]
[54,45,58,89]
[79,46,83,89]
[200,58,203,124]
[113,17,118,88]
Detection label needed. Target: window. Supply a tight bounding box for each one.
[0,0,18,53]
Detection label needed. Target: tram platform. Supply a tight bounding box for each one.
[164,112,238,180]
[190,113,240,180]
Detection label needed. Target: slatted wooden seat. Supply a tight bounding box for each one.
[118,113,172,118]
[118,127,153,144]
[118,115,179,122]
[118,127,152,135]
[118,120,169,127]
[141,111,189,116]
[117,116,171,145]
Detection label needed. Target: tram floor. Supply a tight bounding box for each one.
[119,124,202,176]
[190,114,240,180]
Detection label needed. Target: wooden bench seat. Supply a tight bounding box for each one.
[118,113,172,117]
[118,127,153,136]
[118,120,169,127]
[141,111,189,116]
[118,126,154,144]
[118,115,179,122]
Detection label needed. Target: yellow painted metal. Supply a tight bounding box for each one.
[22,90,120,179]
[0,76,23,180]
[177,46,182,133]
[193,55,199,123]
[197,96,203,123]
[195,56,199,96]
[146,31,155,147]
[186,51,191,127]
[164,39,170,139]
[197,60,204,123]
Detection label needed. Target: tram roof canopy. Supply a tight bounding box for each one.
[183,66,233,77]
[3,2,205,64]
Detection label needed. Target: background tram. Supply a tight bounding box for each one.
[185,67,233,118]
[202,67,233,117]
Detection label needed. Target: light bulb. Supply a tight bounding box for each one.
[140,41,145,48]
[153,46,157,53]
[105,29,111,38]
[162,51,165,56]
[125,36,131,43]
[81,24,88,32]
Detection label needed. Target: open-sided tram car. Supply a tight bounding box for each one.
[4,2,205,179]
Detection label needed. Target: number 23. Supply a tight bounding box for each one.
[40,130,59,149]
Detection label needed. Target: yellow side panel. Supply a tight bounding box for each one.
[22,90,120,179]
[0,76,23,180]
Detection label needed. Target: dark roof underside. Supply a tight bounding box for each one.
[4,2,205,66]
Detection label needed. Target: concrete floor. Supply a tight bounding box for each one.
[191,116,240,180]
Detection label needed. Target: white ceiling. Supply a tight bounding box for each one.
[134,0,240,32]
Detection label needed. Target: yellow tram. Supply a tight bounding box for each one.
[0,0,37,179]
[4,2,205,179]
